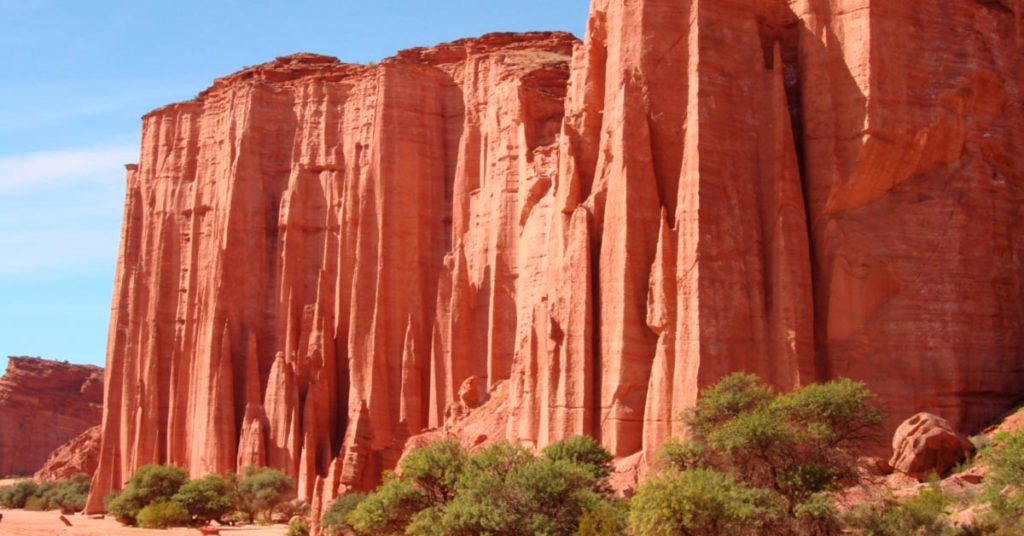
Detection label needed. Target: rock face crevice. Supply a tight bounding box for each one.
[89,0,1024,517]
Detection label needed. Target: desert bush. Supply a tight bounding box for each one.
[49,473,91,512]
[346,436,617,536]
[542,435,614,480]
[791,493,841,536]
[0,479,38,508]
[982,431,1024,514]
[682,375,879,501]
[172,474,234,523]
[647,373,883,535]
[277,498,311,522]
[107,464,188,525]
[321,492,367,535]
[237,466,295,522]
[136,499,192,528]
[24,495,48,511]
[573,497,628,536]
[347,474,431,535]
[630,467,782,536]
[843,485,952,536]
[287,517,311,536]
[346,439,469,535]
[396,438,467,503]
[441,438,615,536]
[0,475,87,512]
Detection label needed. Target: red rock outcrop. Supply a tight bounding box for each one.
[34,426,102,483]
[88,0,1024,518]
[890,413,974,481]
[0,357,103,477]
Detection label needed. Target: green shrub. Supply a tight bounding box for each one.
[346,437,616,536]
[0,475,89,513]
[287,517,310,536]
[24,495,48,511]
[678,374,881,511]
[792,493,841,536]
[843,486,952,536]
[686,373,776,438]
[107,464,188,525]
[397,438,467,503]
[658,437,706,471]
[438,440,615,536]
[347,475,430,535]
[573,498,628,536]
[447,458,601,535]
[983,431,1024,515]
[630,468,781,536]
[543,435,614,480]
[646,374,883,535]
[237,466,295,522]
[0,479,39,508]
[172,474,234,523]
[48,473,91,512]
[278,499,311,522]
[321,492,367,535]
[136,499,192,528]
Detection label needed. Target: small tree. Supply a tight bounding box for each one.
[630,468,781,536]
[397,438,467,503]
[107,464,188,525]
[543,435,614,480]
[321,492,367,535]
[441,439,615,536]
[237,466,295,522]
[346,437,617,536]
[347,474,431,535]
[172,474,234,524]
[649,373,882,535]
[678,375,881,511]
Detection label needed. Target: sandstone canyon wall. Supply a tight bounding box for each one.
[34,426,102,483]
[88,0,1024,514]
[0,357,103,477]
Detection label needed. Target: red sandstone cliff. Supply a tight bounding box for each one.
[88,0,1024,516]
[0,357,103,477]
[34,425,102,483]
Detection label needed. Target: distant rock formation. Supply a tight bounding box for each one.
[0,357,103,477]
[87,0,1024,519]
[35,425,101,483]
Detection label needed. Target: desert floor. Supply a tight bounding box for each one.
[0,509,288,535]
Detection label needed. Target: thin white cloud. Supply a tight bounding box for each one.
[0,144,137,194]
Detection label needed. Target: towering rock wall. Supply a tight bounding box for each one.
[0,357,103,476]
[89,0,1024,515]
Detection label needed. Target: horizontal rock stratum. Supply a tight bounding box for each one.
[0,357,103,477]
[87,0,1024,516]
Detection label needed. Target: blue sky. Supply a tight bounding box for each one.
[0,0,588,367]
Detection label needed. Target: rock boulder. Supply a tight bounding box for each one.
[889,413,975,480]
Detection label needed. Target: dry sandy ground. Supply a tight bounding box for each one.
[0,509,288,536]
